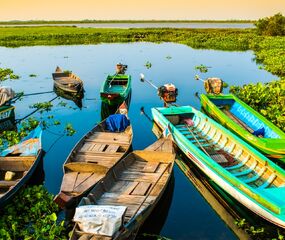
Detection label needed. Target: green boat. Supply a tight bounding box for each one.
[200,94,285,162]
[100,74,132,106]
[0,105,15,122]
[152,105,285,228]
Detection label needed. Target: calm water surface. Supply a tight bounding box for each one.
[0,22,254,29]
[0,43,276,239]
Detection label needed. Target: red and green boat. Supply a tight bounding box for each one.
[100,74,131,106]
[200,94,285,163]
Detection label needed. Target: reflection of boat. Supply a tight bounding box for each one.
[52,66,83,94]
[54,102,133,209]
[175,155,250,239]
[54,86,84,109]
[100,72,132,106]
[201,94,285,163]
[152,105,285,229]
[71,137,175,240]
[0,125,44,207]
[0,117,16,132]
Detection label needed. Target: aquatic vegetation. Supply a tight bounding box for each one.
[195,64,210,73]
[0,185,67,239]
[255,13,285,36]
[0,68,20,81]
[145,61,152,69]
[30,102,53,113]
[230,79,285,131]
[64,123,76,136]
[0,117,39,147]
[235,218,285,239]
[29,74,37,77]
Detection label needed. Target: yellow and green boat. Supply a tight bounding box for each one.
[200,94,285,162]
[152,105,285,228]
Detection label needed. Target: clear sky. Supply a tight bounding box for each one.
[1,0,285,21]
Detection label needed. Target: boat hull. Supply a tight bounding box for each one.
[200,94,285,162]
[152,106,285,228]
[0,105,15,122]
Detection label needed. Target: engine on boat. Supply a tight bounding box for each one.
[116,63,128,74]
[204,77,223,94]
[157,83,178,104]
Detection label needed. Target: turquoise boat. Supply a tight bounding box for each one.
[0,125,43,207]
[200,94,285,162]
[100,74,132,106]
[152,105,285,228]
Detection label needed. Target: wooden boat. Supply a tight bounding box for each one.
[52,66,83,94]
[200,94,285,162]
[70,137,175,240]
[54,102,133,209]
[0,105,15,122]
[100,74,131,106]
[0,125,43,207]
[152,105,285,228]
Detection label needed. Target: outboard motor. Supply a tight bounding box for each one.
[157,83,178,104]
[204,77,223,94]
[116,63,128,74]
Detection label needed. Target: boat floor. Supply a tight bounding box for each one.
[176,124,280,189]
[61,131,131,196]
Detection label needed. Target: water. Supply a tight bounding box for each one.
[0,22,254,29]
[0,42,276,239]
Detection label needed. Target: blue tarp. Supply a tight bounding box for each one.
[106,114,130,132]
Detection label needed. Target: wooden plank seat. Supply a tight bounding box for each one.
[243,167,266,184]
[131,182,152,196]
[97,193,155,205]
[0,180,18,188]
[258,173,277,189]
[232,161,258,177]
[225,155,250,171]
[143,162,160,173]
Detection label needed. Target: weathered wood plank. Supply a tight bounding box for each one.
[80,143,93,152]
[74,173,93,189]
[61,172,78,192]
[131,182,151,196]
[0,180,17,188]
[143,162,160,173]
[105,145,120,153]
[73,173,104,193]
[109,181,139,194]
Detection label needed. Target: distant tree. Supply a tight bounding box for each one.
[255,13,285,36]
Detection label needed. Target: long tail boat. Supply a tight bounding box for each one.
[54,102,132,209]
[0,125,43,207]
[200,94,285,162]
[70,137,175,240]
[100,66,131,106]
[52,66,83,94]
[152,105,285,228]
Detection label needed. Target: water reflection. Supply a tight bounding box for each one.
[54,86,84,109]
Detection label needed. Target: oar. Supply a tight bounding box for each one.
[11,90,54,103]
[195,74,206,83]
[15,95,59,123]
[108,73,118,88]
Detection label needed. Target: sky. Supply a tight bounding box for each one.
[1,0,285,21]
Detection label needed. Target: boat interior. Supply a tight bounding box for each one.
[0,156,35,196]
[164,112,285,190]
[60,119,132,198]
[107,76,128,86]
[208,98,280,139]
[73,148,174,239]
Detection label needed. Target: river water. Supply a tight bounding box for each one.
[0,42,276,239]
[0,22,254,29]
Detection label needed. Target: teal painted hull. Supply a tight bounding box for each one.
[100,74,132,106]
[152,105,285,228]
[0,105,15,122]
